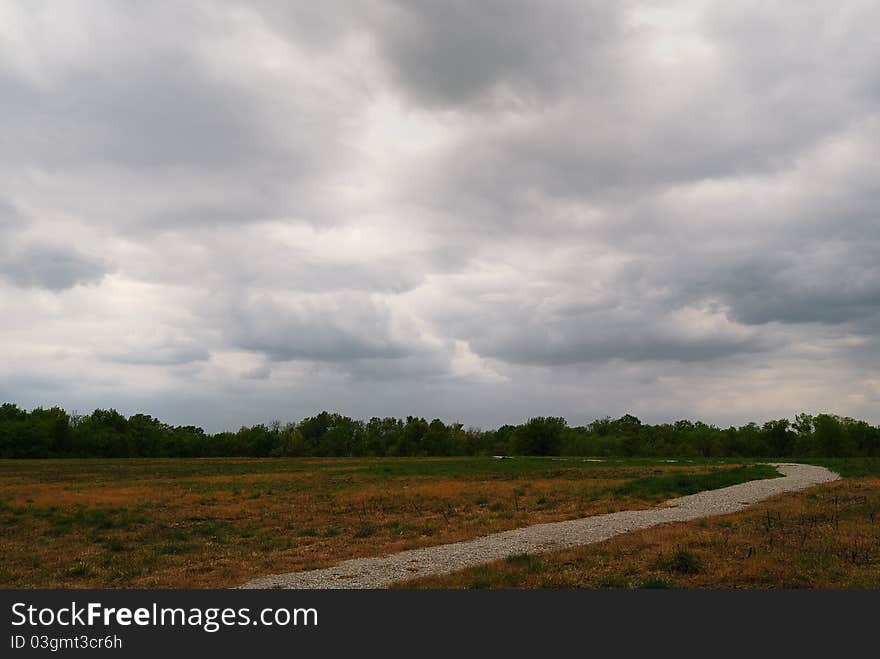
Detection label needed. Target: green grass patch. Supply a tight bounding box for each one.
[612,464,780,498]
[805,458,880,478]
[662,548,702,574]
[596,574,631,588]
[353,523,376,538]
[505,553,544,573]
[639,577,675,589]
[24,505,148,534]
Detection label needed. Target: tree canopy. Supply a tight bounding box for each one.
[1,403,877,459]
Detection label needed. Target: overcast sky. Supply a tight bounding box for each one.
[1,1,878,431]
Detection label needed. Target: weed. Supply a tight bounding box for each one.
[639,577,674,589]
[596,574,630,588]
[61,561,91,579]
[505,553,544,573]
[466,566,498,589]
[101,537,127,552]
[664,548,702,574]
[353,524,376,538]
[159,543,197,555]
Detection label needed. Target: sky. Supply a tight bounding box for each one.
[1,1,878,432]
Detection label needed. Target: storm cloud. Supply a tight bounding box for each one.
[0,244,107,290]
[1,1,878,430]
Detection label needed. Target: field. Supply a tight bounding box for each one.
[0,457,774,588]
[400,460,880,589]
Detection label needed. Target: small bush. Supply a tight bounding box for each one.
[639,577,674,589]
[666,548,702,574]
[353,524,376,538]
[466,566,499,589]
[505,553,543,573]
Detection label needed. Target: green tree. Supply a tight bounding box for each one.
[762,418,794,456]
[512,417,567,455]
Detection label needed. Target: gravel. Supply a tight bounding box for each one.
[238,462,839,589]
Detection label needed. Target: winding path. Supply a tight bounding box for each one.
[239,463,839,589]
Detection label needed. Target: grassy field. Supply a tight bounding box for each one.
[0,456,772,588]
[399,459,880,589]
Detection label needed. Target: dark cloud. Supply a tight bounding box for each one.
[709,253,880,327]
[469,314,764,366]
[224,294,417,363]
[367,0,621,108]
[0,245,107,291]
[0,2,359,235]
[1,2,878,427]
[433,271,767,366]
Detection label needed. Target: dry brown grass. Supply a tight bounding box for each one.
[399,477,880,589]
[0,457,749,588]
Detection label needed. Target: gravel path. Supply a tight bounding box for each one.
[239,463,839,589]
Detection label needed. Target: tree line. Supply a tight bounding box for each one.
[1,403,878,459]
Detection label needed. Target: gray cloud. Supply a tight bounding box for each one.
[1,62,285,170]
[0,244,107,290]
[709,254,880,327]
[0,199,24,234]
[469,312,764,366]
[0,2,361,236]
[1,1,878,428]
[101,339,210,366]
[224,293,417,363]
[367,0,621,108]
